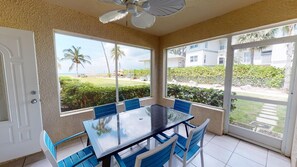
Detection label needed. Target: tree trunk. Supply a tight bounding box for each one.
[101,42,111,77]
[76,63,78,77]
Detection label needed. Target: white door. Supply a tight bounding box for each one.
[0,27,43,163]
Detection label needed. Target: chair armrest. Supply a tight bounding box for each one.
[114,153,127,167]
[54,131,86,147]
[154,135,166,144]
[176,142,187,152]
[71,153,94,166]
[183,122,196,128]
[159,132,172,139]
[159,133,187,152]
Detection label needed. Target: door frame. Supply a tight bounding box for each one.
[223,35,297,156]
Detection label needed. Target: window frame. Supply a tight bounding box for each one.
[53,29,153,116]
[163,18,297,109]
[163,19,297,156]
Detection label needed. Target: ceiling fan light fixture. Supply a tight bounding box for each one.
[131,12,155,29]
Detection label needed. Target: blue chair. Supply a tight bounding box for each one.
[173,99,192,136]
[114,135,178,167]
[93,103,117,119]
[174,99,192,114]
[124,98,141,111]
[40,130,99,167]
[157,119,210,167]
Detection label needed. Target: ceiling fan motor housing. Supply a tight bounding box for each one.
[127,3,137,14]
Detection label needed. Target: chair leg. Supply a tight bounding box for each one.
[200,150,204,167]
[87,138,90,146]
[174,126,179,133]
[146,138,151,149]
[154,138,158,148]
[185,124,189,137]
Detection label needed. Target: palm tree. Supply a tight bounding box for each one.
[101,42,111,77]
[237,29,277,64]
[111,46,125,70]
[61,46,91,77]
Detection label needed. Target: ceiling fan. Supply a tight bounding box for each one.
[98,0,186,29]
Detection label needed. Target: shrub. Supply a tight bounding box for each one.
[123,69,150,79]
[137,65,285,88]
[167,84,237,110]
[59,77,150,111]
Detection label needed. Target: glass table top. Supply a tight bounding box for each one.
[83,104,194,159]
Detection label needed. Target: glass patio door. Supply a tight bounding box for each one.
[225,39,297,154]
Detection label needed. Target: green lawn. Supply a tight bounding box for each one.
[273,105,287,133]
[230,99,286,136]
[78,77,149,87]
[230,99,263,125]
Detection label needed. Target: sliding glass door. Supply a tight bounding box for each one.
[225,36,297,155]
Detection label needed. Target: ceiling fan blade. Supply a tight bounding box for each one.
[99,10,128,24]
[99,0,125,5]
[142,0,185,16]
[131,12,156,29]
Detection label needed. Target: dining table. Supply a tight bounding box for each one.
[83,104,194,167]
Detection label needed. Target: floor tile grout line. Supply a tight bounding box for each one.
[224,138,241,166]
[229,139,271,167]
[209,137,239,152]
[232,152,266,167]
[203,151,228,165]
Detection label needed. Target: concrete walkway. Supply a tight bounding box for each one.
[256,103,278,126]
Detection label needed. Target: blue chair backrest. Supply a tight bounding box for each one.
[40,130,58,166]
[135,135,178,167]
[173,99,192,114]
[187,119,210,150]
[124,98,140,111]
[93,103,117,119]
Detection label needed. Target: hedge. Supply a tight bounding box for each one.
[129,65,285,88]
[59,77,235,112]
[167,84,236,110]
[60,77,150,111]
[123,69,150,79]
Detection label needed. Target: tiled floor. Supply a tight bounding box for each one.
[0,125,291,167]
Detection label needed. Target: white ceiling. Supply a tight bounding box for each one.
[45,0,262,36]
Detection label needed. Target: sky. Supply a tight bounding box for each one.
[55,33,151,75]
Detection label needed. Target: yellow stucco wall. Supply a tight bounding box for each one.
[0,0,159,142]
[158,0,297,165]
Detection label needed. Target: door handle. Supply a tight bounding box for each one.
[31,99,38,104]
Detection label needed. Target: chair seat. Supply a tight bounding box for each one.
[174,134,200,161]
[58,146,98,167]
[122,147,148,167]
